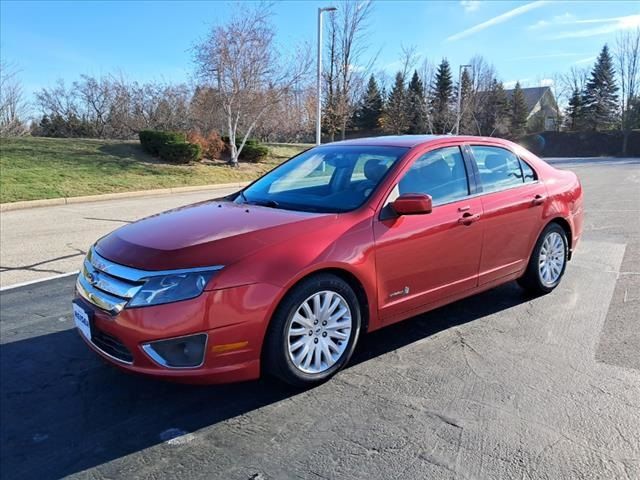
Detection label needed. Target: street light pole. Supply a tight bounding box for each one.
[455,64,472,135]
[316,6,337,146]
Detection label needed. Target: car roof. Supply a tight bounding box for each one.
[328,134,508,148]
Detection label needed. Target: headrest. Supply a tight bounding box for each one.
[364,159,387,182]
[423,159,451,181]
[485,154,507,172]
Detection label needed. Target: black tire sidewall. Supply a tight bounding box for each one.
[265,274,362,386]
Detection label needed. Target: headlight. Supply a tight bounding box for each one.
[128,272,215,308]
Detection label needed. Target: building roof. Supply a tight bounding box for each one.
[504,86,552,113]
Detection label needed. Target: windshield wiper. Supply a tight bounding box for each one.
[248,199,280,208]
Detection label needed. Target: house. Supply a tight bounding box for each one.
[505,86,560,132]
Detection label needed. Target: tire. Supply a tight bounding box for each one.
[518,222,568,295]
[263,273,362,387]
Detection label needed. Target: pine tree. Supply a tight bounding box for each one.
[429,58,454,133]
[479,80,510,136]
[458,68,475,134]
[406,70,427,134]
[565,88,586,131]
[510,81,529,136]
[354,75,383,131]
[381,72,408,134]
[583,44,619,130]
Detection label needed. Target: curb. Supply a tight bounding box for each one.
[0,182,249,212]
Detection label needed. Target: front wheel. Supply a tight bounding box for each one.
[264,274,361,387]
[518,223,568,295]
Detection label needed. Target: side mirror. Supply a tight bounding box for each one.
[391,193,432,216]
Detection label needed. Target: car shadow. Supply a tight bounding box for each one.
[0,282,531,480]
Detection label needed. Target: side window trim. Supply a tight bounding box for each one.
[461,143,482,195]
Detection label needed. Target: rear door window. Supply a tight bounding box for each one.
[470,146,525,193]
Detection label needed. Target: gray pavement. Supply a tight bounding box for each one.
[0,186,238,288]
[1,157,639,479]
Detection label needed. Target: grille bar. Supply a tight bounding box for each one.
[92,328,133,364]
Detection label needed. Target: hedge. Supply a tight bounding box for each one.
[159,141,202,164]
[139,130,186,155]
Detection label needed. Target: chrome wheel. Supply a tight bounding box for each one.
[287,290,352,374]
[538,231,566,286]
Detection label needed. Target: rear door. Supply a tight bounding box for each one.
[374,145,484,324]
[468,144,547,285]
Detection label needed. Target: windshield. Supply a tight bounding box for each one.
[237,145,408,213]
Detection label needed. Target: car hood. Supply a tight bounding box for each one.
[95,200,332,271]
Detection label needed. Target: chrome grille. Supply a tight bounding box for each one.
[76,248,144,315]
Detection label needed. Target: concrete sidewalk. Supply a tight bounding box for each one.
[0,185,239,288]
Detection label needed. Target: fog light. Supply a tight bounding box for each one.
[142,333,207,368]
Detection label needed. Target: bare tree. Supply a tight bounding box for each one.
[0,61,29,137]
[323,0,375,141]
[616,28,640,155]
[193,4,311,166]
[75,75,112,137]
[463,55,497,135]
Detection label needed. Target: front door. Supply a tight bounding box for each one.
[374,145,484,324]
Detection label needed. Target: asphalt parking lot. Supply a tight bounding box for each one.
[1,157,639,479]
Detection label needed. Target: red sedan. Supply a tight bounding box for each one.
[73,135,583,386]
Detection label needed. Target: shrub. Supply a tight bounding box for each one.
[239,143,269,162]
[187,131,225,159]
[139,130,186,155]
[159,141,202,164]
[220,135,269,162]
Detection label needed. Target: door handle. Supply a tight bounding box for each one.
[458,212,481,225]
[458,205,471,212]
[532,194,546,206]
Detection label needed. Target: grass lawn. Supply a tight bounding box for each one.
[0,137,311,203]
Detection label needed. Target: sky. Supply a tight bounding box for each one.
[1,0,639,102]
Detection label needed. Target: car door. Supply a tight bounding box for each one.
[468,144,547,285]
[373,145,484,324]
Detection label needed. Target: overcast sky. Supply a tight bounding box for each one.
[2,0,639,100]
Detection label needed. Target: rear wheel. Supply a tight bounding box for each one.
[264,274,361,387]
[518,223,568,295]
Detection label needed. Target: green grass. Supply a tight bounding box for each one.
[0,137,309,203]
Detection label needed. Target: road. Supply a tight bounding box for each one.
[0,186,238,288]
[1,157,639,479]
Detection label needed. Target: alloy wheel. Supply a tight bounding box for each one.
[287,290,352,374]
[538,231,566,286]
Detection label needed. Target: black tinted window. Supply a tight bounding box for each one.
[471,146,523,193]
[397,146,469,204]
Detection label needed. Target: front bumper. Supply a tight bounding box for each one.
[74,281,281,384]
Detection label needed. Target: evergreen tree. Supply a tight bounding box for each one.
[381,72,409,134]
[406,70,427,134]
[479,80,510,136]
[583,44,619,130]
[354,75,384,131]
[510,81,529,136]
[429,58,454,133]
[565,88,586,131]
[458,68,475,134]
